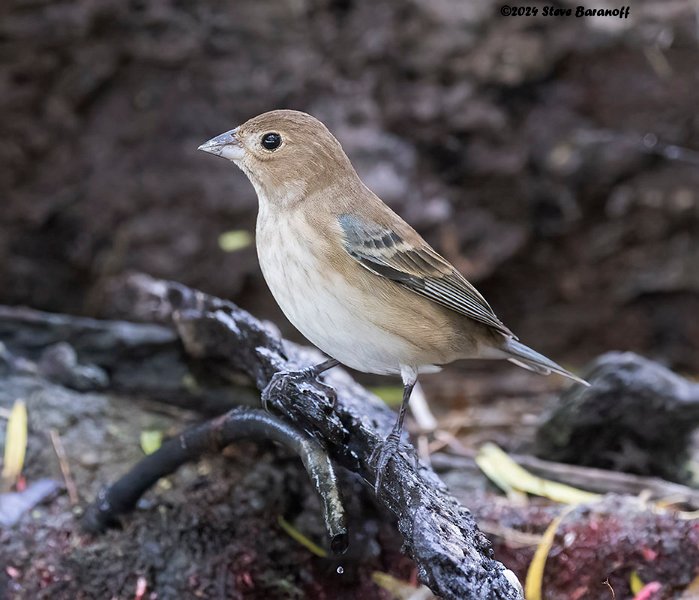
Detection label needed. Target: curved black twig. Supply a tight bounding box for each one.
[82,407,348,554]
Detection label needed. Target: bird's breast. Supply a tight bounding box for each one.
[255,209,442,374]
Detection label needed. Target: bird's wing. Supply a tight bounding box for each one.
[338,214,514,337]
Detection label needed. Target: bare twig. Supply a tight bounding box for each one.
[49,428,79,505]
[513,454,699,508]
[478,522,543,548]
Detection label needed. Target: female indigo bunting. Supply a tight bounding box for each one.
[199,110,587,489]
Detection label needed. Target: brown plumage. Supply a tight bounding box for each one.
[198,109,587,487]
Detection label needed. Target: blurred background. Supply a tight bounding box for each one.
[2,0,698,375]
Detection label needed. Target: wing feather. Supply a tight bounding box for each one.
[338,214,514,337]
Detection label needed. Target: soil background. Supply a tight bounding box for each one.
[2,0,698,373]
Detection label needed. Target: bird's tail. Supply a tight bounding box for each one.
[502,338,589,386]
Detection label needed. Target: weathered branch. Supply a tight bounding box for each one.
[82,407,348,554]
[103,273,523,600]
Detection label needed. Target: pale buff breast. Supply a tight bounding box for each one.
[255,206,475,375]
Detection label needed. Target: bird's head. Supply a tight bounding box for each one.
[198,110,355,204]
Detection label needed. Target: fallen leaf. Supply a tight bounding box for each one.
[2,400,28,488]
[140,430,163,455]
[476,443,601,504]
[630,571,645,595]
[278,515,327,558]
[218,230,253,252]
[679,574,699,599]
[372,572,435,600]
[525,506,575,600]
[369,386,404,407]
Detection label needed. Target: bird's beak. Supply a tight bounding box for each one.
[198,127,244,161]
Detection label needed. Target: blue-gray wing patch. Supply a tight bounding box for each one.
[338,214,513,337]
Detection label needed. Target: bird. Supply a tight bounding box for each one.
[198,109,587,491]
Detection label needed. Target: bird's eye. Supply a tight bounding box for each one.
[261,132,282,151]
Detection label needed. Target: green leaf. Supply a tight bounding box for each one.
[278,516,327,557]
[369,386,404,407]
[218,230,253,252]
[140,430,163,455]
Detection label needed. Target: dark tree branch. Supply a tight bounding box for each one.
[82,407,348,554]
[102,273,523,600]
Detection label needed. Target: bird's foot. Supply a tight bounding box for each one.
[262,367,337,412]
[369,430,402,495]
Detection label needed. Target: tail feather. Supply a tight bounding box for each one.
[503,338,589,386]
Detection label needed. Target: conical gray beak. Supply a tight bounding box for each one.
[198,127,244,161]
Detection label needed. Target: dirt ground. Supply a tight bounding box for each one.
[1,349,698,599]
[0,374,414,599]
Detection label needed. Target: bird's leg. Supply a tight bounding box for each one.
[370,368,418,494]
[262,358,340,411]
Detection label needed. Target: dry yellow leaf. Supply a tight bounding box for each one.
[477,443,601,505]
[630,571,645,595]
[2,400,28,486]
[372,572,435,600]
[525,506,575,600]
[679,574,699,599]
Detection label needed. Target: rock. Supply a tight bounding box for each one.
[535,352,699,483]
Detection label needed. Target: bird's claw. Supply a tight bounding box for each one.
[309,377,338,408]
[369,431,402,495]
[261,368,337,412]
